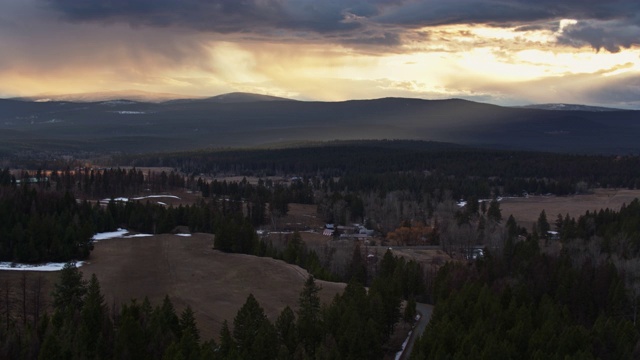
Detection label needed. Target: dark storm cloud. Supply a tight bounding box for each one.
[40,0,640,51]
[376,0,635,26]
[44,0,373,33]
[376,0,640,51]
[342,31,403,47]
[577,72,640,108]
[557,19,640,53]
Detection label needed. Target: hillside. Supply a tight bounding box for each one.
[80,233,345,340]
[1,96,639,155]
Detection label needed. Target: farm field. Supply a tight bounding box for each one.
[0,233,346,342]
[500,188,640,229]
[80,233,346,341]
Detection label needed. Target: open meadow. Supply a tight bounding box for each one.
[83,233,345,340]
[500,188,640,229]
[0,233,346,342]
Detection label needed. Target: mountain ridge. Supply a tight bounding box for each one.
[8,91,634,112]
[10,90,295,104]
[516,103,625,112]
[1,95,639,156]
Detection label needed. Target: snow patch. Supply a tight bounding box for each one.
[394,313,422,359]
[92,228,153,242]
[132,195,180,200]
[111,111,146,115]
[0,261,84,272]
[100,195,180,204]
[1,228,153,272]
[100,100,136,106]
[175,234,192,237]
[395,330,413,360]
[128,234,153,238]
[92,228,129,241]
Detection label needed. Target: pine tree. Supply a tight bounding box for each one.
[51,262,87,319]
[487,199,502,223]
[179,306,200,343]
[233,293,268,357]
[537,210,550,237]
[275,306,297,356]
[78,274,108,358]
[115,302,146,360]
[218,320,235,358]
[404,297,417,324]
[297,276,322,357]
[175,306,201,359]
[348,243,367,284]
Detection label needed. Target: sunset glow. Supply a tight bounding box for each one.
[1,0,639,108]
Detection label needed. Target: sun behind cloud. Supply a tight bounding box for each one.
[0,0,639,108]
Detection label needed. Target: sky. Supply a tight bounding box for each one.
[1,0,640,108]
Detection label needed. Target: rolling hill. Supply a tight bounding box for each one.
[1,94,639,155]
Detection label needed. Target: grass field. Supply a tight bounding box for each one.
[3,187,636,342]
[0,233,346,341]
[500,188,640,229]
[81,233,345,341]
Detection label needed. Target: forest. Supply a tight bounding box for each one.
[0,256,424,359]
[1,140,640,358]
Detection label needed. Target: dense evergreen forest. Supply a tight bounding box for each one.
[411,199,640,359]
[2,140,640,358]
[0,262,421,359]
[117,140,640,196]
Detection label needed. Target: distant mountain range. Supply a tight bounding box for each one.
[10,91,293,104]
[1,93,639,156]
[516,103,623,112]
[10,90,203,103]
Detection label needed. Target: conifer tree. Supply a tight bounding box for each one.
[51,262,86,319]
[233,293,268,357]
[275,306,297,356]
[297,275,322,357]
[218,320,235,358]
[78,274,109,358]
[487,199,502,223]
[537,210,550,236]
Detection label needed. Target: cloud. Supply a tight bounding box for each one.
[41,0,640,52]
[580,73,640,108]
[557,19,640,53]
[44,0,368,33]
[443,67,640,109]
[376,1,640,52]
[2,0,640,108]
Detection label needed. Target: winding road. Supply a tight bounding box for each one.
[400,302,433,359]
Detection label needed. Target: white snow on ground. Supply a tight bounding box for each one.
[395,330,413,360]
[99,197,129,204]
[0,261,84,272]
[92,228,129,241]
[100,100,136,106]
[175,234,192,237]
[100,195,181,204]
[132,195,180,200]
[458,197,504,207]
[111,111,146,114]
[91,228,153,242]
[1,229,153,271]
[395,313,422,360]
[157,201,167,206]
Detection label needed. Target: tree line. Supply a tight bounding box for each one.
[116,140,640,195]
[0,262,419,359]
[411,201,640,359]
